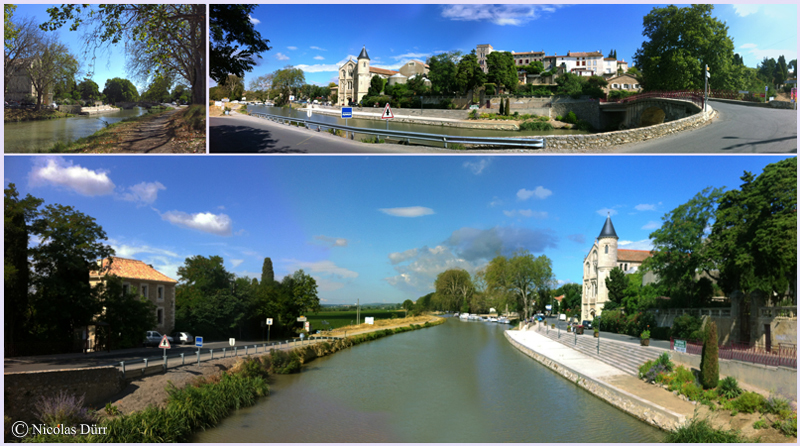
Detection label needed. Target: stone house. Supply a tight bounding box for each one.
[605,74,642,95]
[5,58,54,104]
[89,257,178,336]
[337,47,430,106]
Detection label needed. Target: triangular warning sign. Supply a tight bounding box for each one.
[381,103,394,119]
[159,335,171,349]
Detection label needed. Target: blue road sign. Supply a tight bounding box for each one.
[342,107,353,119]
[195,336,203,348]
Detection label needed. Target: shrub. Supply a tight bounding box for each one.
[34,390,98,427]
[765,394,792,415]
[699,321,719,389]
[560,111,578,124]
[645,363,668,383]
[640,329,651,340]
[669,365,695,391]
[655,352,674,372]
[671,314,703,341]
[732,392,766,414]
[574,119,593,131]
[680,382,703,401]
[105,403,122,417]
[665,416,747,442]
[718,376,742,399]
[519,121,554,131]
[469,109,480,119]
[638,359,655,379]
[753,419,767,429]
[773,412,797,437]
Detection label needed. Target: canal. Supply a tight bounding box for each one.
[250,105,588,140]
[4,107,149,152]
[195,317,665,442]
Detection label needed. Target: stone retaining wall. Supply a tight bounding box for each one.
[550,97,601,129]
[5,366,125,423]
[504,332,685,431]
[542,105,715,151]
[80,105,118,115]
[58,104,81,114]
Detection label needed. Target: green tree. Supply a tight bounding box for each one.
[170,84,191,104]
[699,320,719,389]
[26,35,80,109]
[210,5,271,84]
[29,203,114,352]
[77,78,101,102]
[402,299,415,312]
[519,60,544,75]
[648,187,724,307]
[485,251,554,321]
[4,15,38,94]
[95,276,157,349]
[454,50,485,95]
[607,49,617,60]
[102,77,139,104]
[43,5,206,104]
[556,72,585,98]
[367,75,386,97]
[708,157,797,301]
[4,184,44,356]
[220,74,244,100]
[626,66,642,78]
[434,269,474,312]
[4,4,17,42]
[261,257,275,285]
[273,65,305,105]
[427,52,460,95]
[140,74,172,103]
[605,267,628,307]
[486,51,517,92]
[634,5,736,91]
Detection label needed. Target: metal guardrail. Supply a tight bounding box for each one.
[114,337,340,379]
[250,112,545,149]
[600,90,705,109]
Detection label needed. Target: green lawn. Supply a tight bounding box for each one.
[306,310,406,331]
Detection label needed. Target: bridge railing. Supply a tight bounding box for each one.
[600,91,705,109]
[249,112,545,149]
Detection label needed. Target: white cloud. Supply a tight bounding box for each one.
[489,197,503,207]
[388,248,419,265]
[739,43,758,49]
[313,235,348,248]
[120,181,165,205]
[634,203,656,211]
[737,43,797,64]
[641,221,660,230]
[596,208,618,217]
[463,158,491,175]
[313,55,324,60]
[230,259,244,268]
[618,239,654,251]
[285,259,358,279]
[385,245,477,294]
[161,211,233,236]
[29,157,115,196]
[517,186,552,201]
[107,239,179,258]
[310,46,327,51]
[733,4,760,17]
[248,14,261,25]
[441,4,560,26]
[391,52,431,60]
[379,206,434,217]
[287,46,297,50]
[275,52,290,61]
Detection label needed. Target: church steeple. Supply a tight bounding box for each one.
[598,214,618,239]
[357,46,370,60]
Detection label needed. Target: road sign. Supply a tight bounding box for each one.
[674,339,687,353]
[159,335,171,349]
[307,108,312,117]
[304,321,311,331]
[365,317,374,325]
[381,103,394,120]
[266,318,273,326]
[341,107,353,118]
[229,338,235,346]
[297,316,307,322]
[195,336,203,347]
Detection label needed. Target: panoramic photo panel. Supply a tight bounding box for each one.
[4,155,796,442]
[4,4,206,153]
[209,4,797,153]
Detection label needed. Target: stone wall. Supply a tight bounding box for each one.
[769,100,795,109]
[80,105,118,115]
[58,105,81,114]
[5,366,125,423]
[542,105,715,151]
[550,97,602,129]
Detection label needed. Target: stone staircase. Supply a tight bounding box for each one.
[526,324,667,376]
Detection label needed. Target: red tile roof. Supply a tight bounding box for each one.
[370,66,399,76]
[554,295,565,302]
[567,51,603,58]
[618,249,653,263]
[91,257,177,283]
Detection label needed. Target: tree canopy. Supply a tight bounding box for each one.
[427,52,461,95]
[210,5,271,84]
[486,51,517,92]
[454,50,485,95]
[103,77,139,103]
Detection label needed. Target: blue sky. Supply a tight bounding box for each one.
[12,4,163,95]
[4,155,791,305]
[243,4,798,87]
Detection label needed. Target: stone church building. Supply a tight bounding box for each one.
[337,46,430,106]
[581,215,653,321]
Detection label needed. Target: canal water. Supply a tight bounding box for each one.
[4,107,149,152]
[250,105,587,140]
[195,318,664,442]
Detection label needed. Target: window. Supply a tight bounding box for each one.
[141,284,148,298]
[362,62,366,68]
[157,286,164,301]
[122,283,130,295]
[604,245,608,254]
[157,308,164,325]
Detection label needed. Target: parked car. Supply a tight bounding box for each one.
[581,320,592,329]
[143,331,173,347]
[172,332,194,345]
[558,313,567,321]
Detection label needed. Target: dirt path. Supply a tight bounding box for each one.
[109,108,183,153]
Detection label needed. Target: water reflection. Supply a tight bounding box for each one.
[4,107,149,152]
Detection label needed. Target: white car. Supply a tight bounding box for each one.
[172,332,194,345]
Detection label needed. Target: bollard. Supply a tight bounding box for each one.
[143,358,148,376]
[245,346,248,356]
[120,361,125,379]
[181,353,185,366]
[223,348,226,358]
[210,349,214,360]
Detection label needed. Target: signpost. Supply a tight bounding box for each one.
[341,106,353,131]
[229,338,235,347]
[159,335,171,368]
[365,317,374,325]
[674,339,687,353]
[266,318,272,342]
[381,103,394,133]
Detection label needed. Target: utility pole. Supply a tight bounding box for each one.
[704,64,709,112]
[357,298,360,325]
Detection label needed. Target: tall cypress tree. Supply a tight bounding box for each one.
[699,320,719,389]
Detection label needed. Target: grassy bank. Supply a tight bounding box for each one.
[307,309,407,330]
[17,318,445,442]
[4,108,75,123]
[163,105,205,152]
[44,108,171,153]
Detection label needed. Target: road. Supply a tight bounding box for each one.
[542,316,671,349]
[617,100,796,153]
[211,102,796,153]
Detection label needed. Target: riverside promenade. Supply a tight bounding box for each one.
[505,328,697,431]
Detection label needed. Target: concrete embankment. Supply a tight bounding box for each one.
[303,106,520,130]
[80,105,119,115]
[505,329,694,431]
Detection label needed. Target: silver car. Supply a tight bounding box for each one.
[143,330,173,347]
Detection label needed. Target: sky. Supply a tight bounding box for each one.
[3,155,791,305]
[242,4,798,87]
[12,4,156,95]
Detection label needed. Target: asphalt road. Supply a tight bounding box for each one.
[617,100,797,153]
[209,113,444,153]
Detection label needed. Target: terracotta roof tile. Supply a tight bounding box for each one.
[91,257,177,283]
[567,51,603,58]
[618,249,653,263]
[369,66,398,76]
